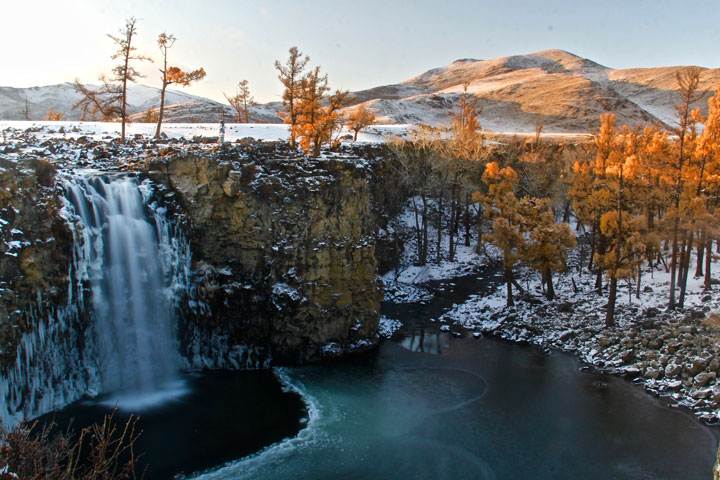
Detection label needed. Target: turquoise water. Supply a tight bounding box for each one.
[192,333,718,480]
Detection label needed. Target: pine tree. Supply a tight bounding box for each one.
[43,107,63,121]
[155,32,206,138]
[667,67,704,309]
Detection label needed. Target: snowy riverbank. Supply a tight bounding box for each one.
[381,219,720,423]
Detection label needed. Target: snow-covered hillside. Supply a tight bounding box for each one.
[0,83,222,121]
[5,50,720,132]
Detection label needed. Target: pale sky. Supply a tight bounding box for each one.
[2,0,719,103]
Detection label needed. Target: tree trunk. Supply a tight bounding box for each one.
[636,262,642,299]
[505,265,514,307]
[679,231,692,308]
[706,236,713,291]
[464,203,471,247]
[411,197,422,265]
[154,82,167,138]
[605,275,617,327]
[668,215,680,309]
[696,230,705,278]
[545,268,555,300]
[436,191,443,264]
[449,188,456,262]
[421,194,428,266]
[595,232,606,295]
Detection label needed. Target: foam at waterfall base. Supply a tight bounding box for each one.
[92,378,190,411]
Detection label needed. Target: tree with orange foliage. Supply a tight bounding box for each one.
[154,32,206,138]
[568,114,616,292]
[275,46,310,148]
[666,67,704,309]
[225,80,256,123]
[43,107,64,121]
[523,200,576,300]
[480,162,526,306]
[695,83,720,290]
[346,105,376,141]
[294,66,352,156]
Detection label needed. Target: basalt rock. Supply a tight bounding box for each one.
[0,158,75,367]
[146,151,382,364]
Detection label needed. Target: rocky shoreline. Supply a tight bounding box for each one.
[437,261,720,424]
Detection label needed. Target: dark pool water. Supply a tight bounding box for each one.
[38,267,720,479]
[36,371,306,479]
[189,334,718,480]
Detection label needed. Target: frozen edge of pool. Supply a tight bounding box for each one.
[184,367,320,480]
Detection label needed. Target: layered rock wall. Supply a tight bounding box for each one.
[146,152,381,364]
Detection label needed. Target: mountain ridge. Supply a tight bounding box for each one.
[3,49,720,132]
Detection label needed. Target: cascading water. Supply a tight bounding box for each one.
[0,171,192,426]
[64,172,190,396]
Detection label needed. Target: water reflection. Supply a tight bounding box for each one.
[193,339,719,480]
[398,329,450,355]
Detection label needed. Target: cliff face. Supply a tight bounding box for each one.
[146,151,381,364]
[0,158,76,365]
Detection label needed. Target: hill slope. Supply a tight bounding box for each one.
[4,50,720,132]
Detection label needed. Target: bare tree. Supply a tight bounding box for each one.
[19,96,30,120]
[73,76,122,121]
[224,80,256,123]
[108,17,152,142]
[154,32,206,138]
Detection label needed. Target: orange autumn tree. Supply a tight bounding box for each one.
[346,105,376,141]
[294,66,352,156]
[275,46,310,148]
[523,201,576,300]
[568,114,615,293]
[695,83,720,290]
[479,162,525,306]
[154,32,206,138]
[593,124,648,326]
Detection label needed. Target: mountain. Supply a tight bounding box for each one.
[0,82,221,121]
[3,50,720,132]
[344,49,720,132]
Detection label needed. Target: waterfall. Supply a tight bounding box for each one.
[0,171,191,426]
[64,173,190,394]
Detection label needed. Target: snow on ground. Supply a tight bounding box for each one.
[436,245,720,423]
[0,121,410,144]
[380,198,720,423]
[380,197,488,305]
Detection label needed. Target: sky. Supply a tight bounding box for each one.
[2,0,720,104]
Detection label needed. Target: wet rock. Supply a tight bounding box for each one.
[665,363,682,378]
[557,301,573,313]
[558,330,575,342]
[694,371,716,387]
[688,358,708,376]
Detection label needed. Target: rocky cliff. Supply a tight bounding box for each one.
[0,157,76,365]
[145,148,381,364]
